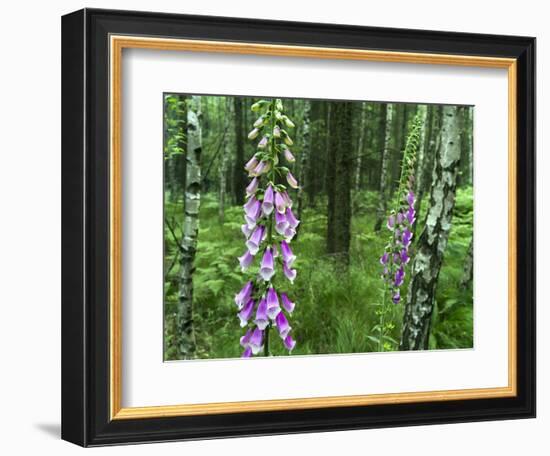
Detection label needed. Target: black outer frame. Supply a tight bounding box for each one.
[61,8,536,447]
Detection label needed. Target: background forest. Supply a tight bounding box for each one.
[163,94,474,361]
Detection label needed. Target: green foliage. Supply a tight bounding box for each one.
[164,187,473,359]
[163,94,186,159]
[429,186,474,349]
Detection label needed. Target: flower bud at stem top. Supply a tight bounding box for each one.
[251,101,265,112]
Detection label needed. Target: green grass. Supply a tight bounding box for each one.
[164,187,474,360]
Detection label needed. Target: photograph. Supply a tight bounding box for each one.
[163,94,474,360]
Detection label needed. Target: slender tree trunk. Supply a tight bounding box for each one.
[372,104,387,191]
[218,98,232,222]
[325,105,336,245]
[414,105,431,199]
[389,105,406,195]
[413,104,428,190]
[354,102,367,193]
[296,101,311,237]
[400,106,463,350]
[459,106,473,186]
[177,95,202,359]
[416,106,441,211]
[374,103,394,231]
[322,104,332,197]
[326,102,353,263]
[232,97,246,205]
[306,101,321,206]
[460,237,474,289]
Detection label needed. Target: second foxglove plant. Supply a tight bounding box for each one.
[376,114,423,351]
[235,99,300,357]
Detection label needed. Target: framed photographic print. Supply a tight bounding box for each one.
[61,8,536,447]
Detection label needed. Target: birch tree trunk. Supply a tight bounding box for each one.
[374,103,394,231]
[296,100,311,237]
[177,95,202,359]
[400,106,463,350]
[354,102,367,193]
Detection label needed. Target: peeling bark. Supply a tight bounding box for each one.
[400,105,463,350]
[374,104,394,231]
[177,95,202,358]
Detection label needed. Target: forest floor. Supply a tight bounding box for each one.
[164,187,474,360]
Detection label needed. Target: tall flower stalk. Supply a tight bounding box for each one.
[376,114,423,351]
[236,99,299,357]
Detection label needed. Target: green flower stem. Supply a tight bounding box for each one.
[263,99,278,357]
[378,288,387,352]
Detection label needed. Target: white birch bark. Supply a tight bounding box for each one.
[400,106,463,350]
[177,95,202,358]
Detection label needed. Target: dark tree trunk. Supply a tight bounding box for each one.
[354,102,367,193]
[374,103,394,231]
[414,105,432,199]
[322,103,331,196]
[416,106,442,212]
[389,104,406,196]
[326,102,353,263]
[306,101,322,206]
[372,103,387,191]
[458,106,474,186]
[400,106,463,350]
[325,105,336,245]
[232,97,246,205]
[177,95,202,359]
